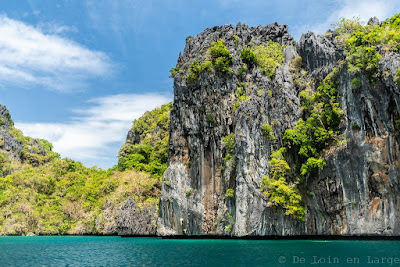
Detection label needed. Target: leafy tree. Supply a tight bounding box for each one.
[209,39,233,73]
[261,148,305,220]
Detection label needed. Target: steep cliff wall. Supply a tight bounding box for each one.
[158,18,400,236]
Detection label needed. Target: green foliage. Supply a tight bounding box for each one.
[185,40,232,83]
[0,153,8,173]
[169,67,184,78]
[187,60,203,83]
[299,157,326,176]
[237,64,248,76]
[233,34,240,48]
[238,41,286,79]
[224,189,235,199]
[20,145,59,167]
[0,104,164,235]
[185,188,192,196]
[333,17,363,35]
[351,77,362,90]
[395,68,400,89]
[0,117,160,235]
[291,56,303,70]
[222,212,235,233]
[260,148,305,221]
[206,114,215,124]
[222,133,235,164]
[222,133,235,152]
[0,117,5,126]
[352,123,361,130]
[208,40,233,73]
[233,83,250,112]
[9,127,31,145]
[284,67,343,180]
[38,139,54,152]
[0,158,159,235]
[186,60,212,83]
[222,153,233,165]
[261,124,276,142]
[240,48,257,66]
[253,41,285,79]
[334,15,400,81]
[118,144,151,172]
[346,46,381,76]
[117,103,172,178]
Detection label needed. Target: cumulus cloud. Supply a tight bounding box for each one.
[0,15,112,91]
[15,93,172,168]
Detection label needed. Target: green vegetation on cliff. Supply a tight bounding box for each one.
[334,14,400,80]
[260,65,344,221]
[261,148,305,220]
[284,67,343,179]
[261,50,345,221]
[240,41,285,79]
[209,39,233,73]
[117,103,172,179]
[185,39,233,83]
[261,14,400,221]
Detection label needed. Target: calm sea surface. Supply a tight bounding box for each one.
[0,236,400,266]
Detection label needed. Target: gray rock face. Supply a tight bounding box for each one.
[158,21,400,237]
[117,197,157,236]
[298,32,344,81]
[0,105,22,162]
[0,105,13,129]
[158,23,303,236]
[305,60,400,235]
[94,199,118,235]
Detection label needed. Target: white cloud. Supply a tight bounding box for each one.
[37,22,78,35]
[0,15,112,91]
[15,93,172,168]
[307,0,400,35]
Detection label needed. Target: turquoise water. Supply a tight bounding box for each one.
[0,237,400,266]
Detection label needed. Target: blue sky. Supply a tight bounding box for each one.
[0,0,399,168]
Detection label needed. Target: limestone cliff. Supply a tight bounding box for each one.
[158,18,400,236]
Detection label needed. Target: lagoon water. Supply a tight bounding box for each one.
[0,236,400,266]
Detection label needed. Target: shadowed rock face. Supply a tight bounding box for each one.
[157,21,400,237]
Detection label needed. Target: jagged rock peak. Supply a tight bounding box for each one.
[0,105,13,129]
[297,31,344,81]
[368,17,380,26]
